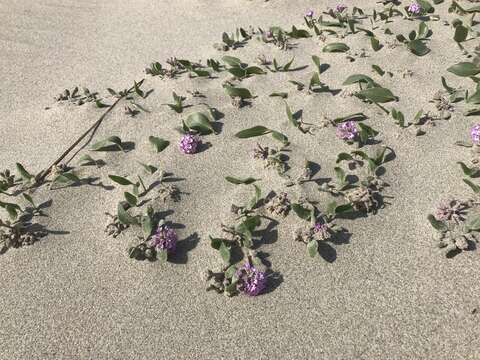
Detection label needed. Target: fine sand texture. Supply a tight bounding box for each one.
[1,0,480,359]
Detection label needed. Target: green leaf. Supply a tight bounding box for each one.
[238,215,261,234]
[270,131,289,145]
[458,162,480,177]
[467,89,480,104]
[222,55,242,67]
[336,152,354,163]
[464,178,480,193]
[117,202,139,225]
[418,21,429,39]
[408,39,430,56]
[282,57,295,71]
[391,108,406,127]
[285,103,299,128]
[209,236,223,250]
[311,55,321,73]
[192,69,210,77]
[5,204,18,220]
[224,85,253,99]
[307,240,318,257]
[224,265,237,279]
[326,201,337,217]
[225,176,258,185]
[335,203,354,214]
[454,24,468,42]
[124,192,138,207]
[417,0,434,12]
[108,175,133,186]
[219,242,231,264]
[291,203,313,220]
[358,123,379,143]
[441,76,456,94]
[249,184,261,209]
[447,62,480,77]
[269,92,288,98]
[0,201,21,220]
[465,108,480,116]
[137,162,158,175]
[334,167,347,184]
[78,154,98,166]
[95,99,109,108]
[16,163,33,181]
[91,136,123,151]
[245,66,265,75]
[228,67,247,78]
[370,36,381,51]
[466,216,480,231]
[235,126,271,138]
[134,80,144,98]
[157,250,168,262]
[357,27,374,37]
[309,73,321,89]
[52,172,80,184]
[333,113,367,124]
[148,136,170,153]
[322,42,350,53]
[22,193,35,208]
[141,211,154,238]
[355,87,396,103]
[371,65,385,76]
[184,112,215,135]
[343,74,376,86]
[427,214,447,231]
[374,146,388,165]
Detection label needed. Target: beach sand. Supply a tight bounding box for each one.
[0,0,479,359]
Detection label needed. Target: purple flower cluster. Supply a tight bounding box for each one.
[150,225,178,253]
[179,133,201,154]
[236,262,267,296]
[335,4,347,13]
[471,124,480,145]
[313,222,329,234]
[313,222,331,240]
[336,121,358,141]
[408,2,421,14]
[306,10,314,17]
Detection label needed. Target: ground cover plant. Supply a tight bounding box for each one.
[2,0,480,299]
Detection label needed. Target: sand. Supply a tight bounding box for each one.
[1,0,480,359]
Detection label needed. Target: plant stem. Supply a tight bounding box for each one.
[35,80,145,185]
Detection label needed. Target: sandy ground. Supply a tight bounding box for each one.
[1,0,480,359]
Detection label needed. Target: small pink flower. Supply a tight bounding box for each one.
[335,4,347,13]
[471,124,480,145]
[408,2,421,14]
[336,121,358,141]
[179,133,201,154]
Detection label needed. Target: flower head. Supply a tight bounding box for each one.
[150,224,177,253]
[236,262,267,296]
[434,199,467,224]
[335,4,347,13]
[336,121,358,141]
[179,133,201,154]
[306,10,314,17]
[313,222,328,233]
[408,2,421,14]
[471,124,480,145]
[313,222,331,240]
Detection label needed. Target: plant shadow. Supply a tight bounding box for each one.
[169,232,200,264]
